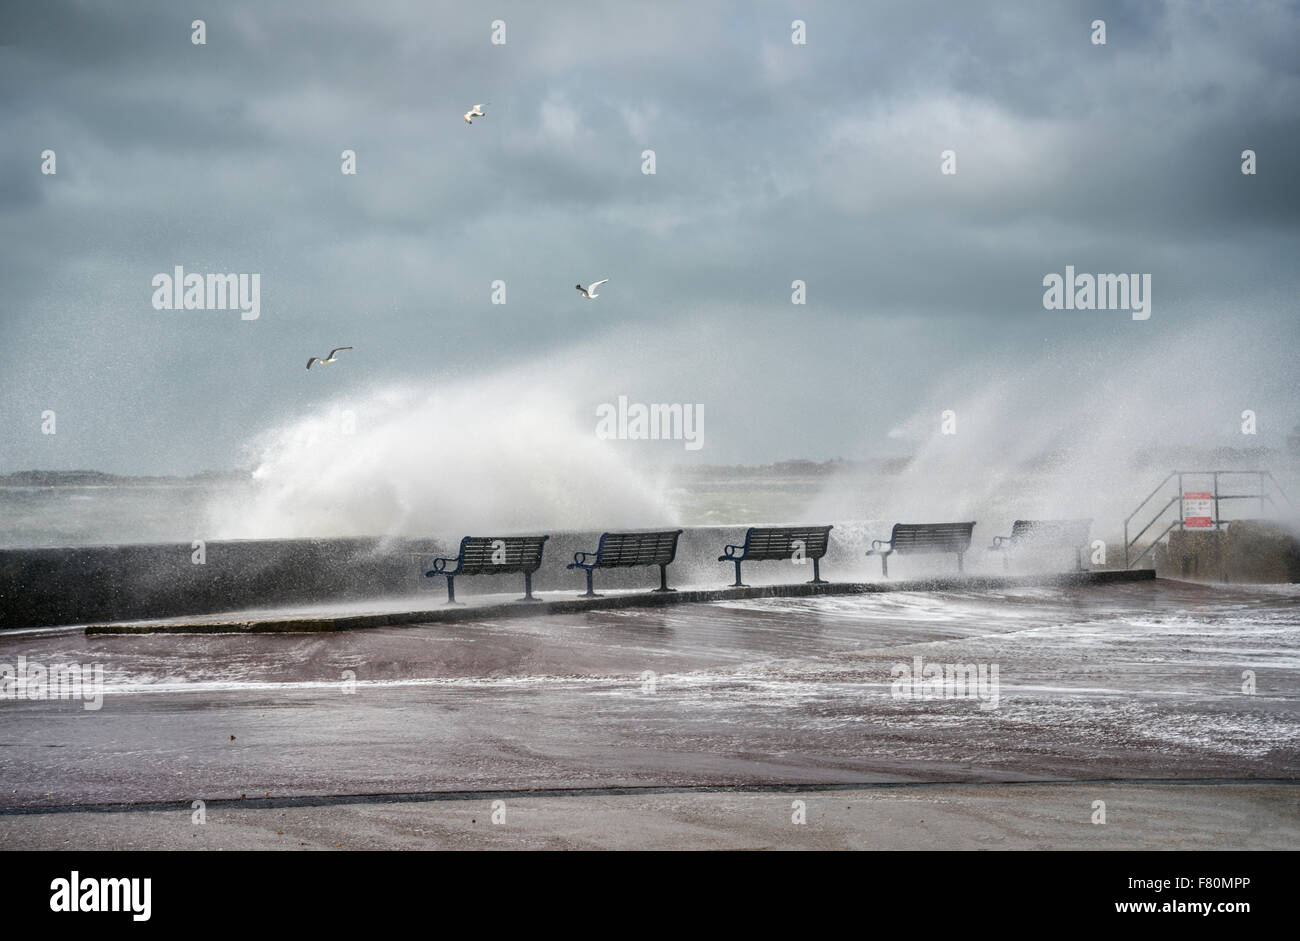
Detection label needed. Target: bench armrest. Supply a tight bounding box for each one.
[870,539,892,551]
[424,556,457,576]
[990,536,1010,549]
[722,544,745,559]
[571,550,597,566]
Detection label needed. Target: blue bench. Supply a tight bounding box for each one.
[866,522,975,577]
[568,530,683,597]
[425,535,549,603]
[719,525,833,587]
[989,519,1091,571]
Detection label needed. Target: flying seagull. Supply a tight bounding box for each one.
[576,279,609,299]
[463,103,488,124]
[306,347,353,369]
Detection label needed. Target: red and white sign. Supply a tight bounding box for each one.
[1183,492,1213,528]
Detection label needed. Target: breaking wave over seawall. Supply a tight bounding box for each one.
[203,378,676,540]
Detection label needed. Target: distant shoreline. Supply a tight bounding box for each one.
[2,444,1289,488]
[0,470,252,489]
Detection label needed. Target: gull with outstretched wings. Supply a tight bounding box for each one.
[576,279,609,299]
[307,347,353,369]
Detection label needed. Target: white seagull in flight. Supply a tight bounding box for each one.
[463,103,488,124]
[576,279,609,299]
[306,347,353,369]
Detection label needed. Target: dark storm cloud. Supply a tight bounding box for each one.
[0,0,1297,472]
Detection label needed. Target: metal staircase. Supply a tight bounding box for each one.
[1123,470,1294,569]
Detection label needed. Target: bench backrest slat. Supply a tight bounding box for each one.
[456,536,549,576]
[890,522,975,554]
[595,530,683,567]
[742,525,832,561]
[1009,519,1091,546]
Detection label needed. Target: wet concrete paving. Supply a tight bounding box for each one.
[1,578,1297,847]
[4,783,1294,850]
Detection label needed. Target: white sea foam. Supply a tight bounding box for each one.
[204,374,676,540]
[807,318,1300,549]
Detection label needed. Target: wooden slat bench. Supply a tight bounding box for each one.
[718,525,833,587]
[568,529,684,597]
[989,519,1092,570]
[424,535,550,604]
[866,522,975,577]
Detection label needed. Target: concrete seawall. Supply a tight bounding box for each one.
[0,537,415,630]
[1,522,1115,631]
[1156,519,1300,582]
[84,569,1157,635]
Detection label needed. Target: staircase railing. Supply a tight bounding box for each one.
[1123,470,1294,569]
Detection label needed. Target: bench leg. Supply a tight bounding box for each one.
[651,564,676,593]
[1076,547,1085,572]
[880,553,889,578]
[809,557,827,584]
[957,552,965,574]
[445,576,463,606]
[1003,552,1009,572]
[518,571,542,602]
[580,568,599,598]
[731,560,745,588]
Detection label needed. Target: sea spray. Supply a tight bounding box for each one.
[806,318,1300,552]
[203,377,676,540]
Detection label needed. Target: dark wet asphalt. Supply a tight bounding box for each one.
[1,579,1296,809]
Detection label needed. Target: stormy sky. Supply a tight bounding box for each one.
[2,0,1298,475]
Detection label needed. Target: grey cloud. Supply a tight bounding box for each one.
[0,0,1296,474]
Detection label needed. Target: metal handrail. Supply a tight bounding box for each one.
[1127,495,1179,548]
[1125,474,1181,568]
[1123,469,1294,568]
[1128,520,1181,569]
[1124,471,1177,529]
[1262,470,1297,512]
